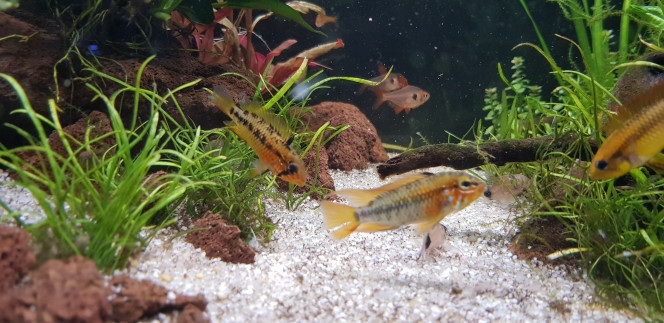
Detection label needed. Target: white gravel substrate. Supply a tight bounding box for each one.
[122,166,641,322]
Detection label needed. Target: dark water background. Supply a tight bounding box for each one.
[255,0,610,146]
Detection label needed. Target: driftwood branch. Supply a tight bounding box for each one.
[377,135,598,179]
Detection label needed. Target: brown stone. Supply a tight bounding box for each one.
[0,225,36,292]
[0,255,209,322]
[304,102,388,171]
[0,255,113,323]
[12,110,115,183]
[108,275,208,322]
[186,211,256,264]
[0,12,64,147]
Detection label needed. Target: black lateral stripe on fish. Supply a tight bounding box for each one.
[210,85,307,186]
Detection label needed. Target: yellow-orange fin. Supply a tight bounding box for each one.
[335,173,430,206]
[414,217,444,235]
[356,223,399,232]
[240,100,292,139]
[646,153,664,173]
[321,201,359,240]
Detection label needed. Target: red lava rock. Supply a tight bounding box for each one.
[0,255,113,323]
[0,255,209,323]
[88,53,255,131]
[0,225,36,292]
[0,12,64,147]
[108,275,208,322]
[12,110,115,183]
[186,211,256,264]
[304,102,388,171]
[177,303,211,323]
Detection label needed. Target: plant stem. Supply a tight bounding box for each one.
[619,0,632,63]
[590,0,606,81]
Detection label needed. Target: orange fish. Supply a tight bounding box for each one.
[359,63,409,94]
[373,85,430,114]
[322,172,485,240]
[589,80,664,180]
[210,86,307,186]
[286,1,338,28]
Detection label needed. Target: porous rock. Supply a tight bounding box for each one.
[0,255,113,323]
[0,255,209,322]
[304,101,388,170]
[0,225,36,292]
[13,110,115,182]
[186,211,256,264]
[108,275,208,322]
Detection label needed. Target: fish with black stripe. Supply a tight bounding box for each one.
[210,86,307,186]
[322,171,485,239]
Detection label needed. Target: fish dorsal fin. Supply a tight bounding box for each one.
[240,100,292,139]
[377,62,387,75]
[334,173,430,206]
[605,80,664,134]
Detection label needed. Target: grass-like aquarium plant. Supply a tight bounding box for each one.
[482,0,664,318]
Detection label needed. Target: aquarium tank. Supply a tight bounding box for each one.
[1,0,663,321]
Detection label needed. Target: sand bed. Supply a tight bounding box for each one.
[122,166,640,322]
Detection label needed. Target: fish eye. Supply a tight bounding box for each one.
[390,78,395,84]
[595,160,608,171]
[288,163,299,174]
[460,180,472,189]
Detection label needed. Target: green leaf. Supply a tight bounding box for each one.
[178,0,214,24]
[220,0,326,36]
[628,5,664,29]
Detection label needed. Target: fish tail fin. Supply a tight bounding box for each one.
[372,89,385,110]
[211,86,235,115]
[322,201,359,239]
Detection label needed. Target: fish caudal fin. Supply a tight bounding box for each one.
[321,201,359,240]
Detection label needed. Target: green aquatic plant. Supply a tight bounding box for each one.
[478,1,664,317]
[0,0,18,11]
[482,56,550,139]
[0,67,192,272]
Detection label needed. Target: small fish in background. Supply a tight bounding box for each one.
[322,171,485,240]
[373,85,430,115]
[590,80,664,180]
[484,174,531,205]
[359,63,409,94]
[286,1,338,28]
[210,86,307,186]
[417,223,449,260]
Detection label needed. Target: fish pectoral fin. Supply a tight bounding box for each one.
[414,218,444,235]
[394,106,405,115]
[356,223,399,232]
[404,108,411,114]
[646,154,664,173]
[249,159,270,178]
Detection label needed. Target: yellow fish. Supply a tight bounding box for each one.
[322,172,485,239]
[590,80,664,180]
[211,86,307,186]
